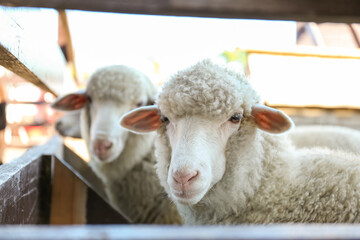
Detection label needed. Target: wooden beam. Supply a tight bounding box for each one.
[2,224,360,239]
[1,0,360,23]
[0,139,56,224]
[58,10,79,87]
[0,6,66,96]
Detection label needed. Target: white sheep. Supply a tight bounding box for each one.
[121,59,360,224]
[51,65,181,224]
[290,125,360,153]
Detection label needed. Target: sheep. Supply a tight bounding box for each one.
[55,110,82,138]
[51,65,181,224]
[121,59,360,225]
[289,125,360,153]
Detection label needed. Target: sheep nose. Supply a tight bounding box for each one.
[172,170,199,185]
[93,139,113,160]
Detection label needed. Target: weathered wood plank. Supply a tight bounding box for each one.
[0,6,67,96]
[1,0,360,22]
[1,224,360,239]
[0,139,55,224]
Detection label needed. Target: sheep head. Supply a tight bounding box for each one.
[52,65,157,163]
[121,60,294,205]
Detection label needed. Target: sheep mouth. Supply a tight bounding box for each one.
[92,150,118,163]
[171,189,204,205]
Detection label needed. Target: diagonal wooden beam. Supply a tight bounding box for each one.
[0,6,66,96]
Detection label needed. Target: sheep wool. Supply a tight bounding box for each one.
[154,60,360,224]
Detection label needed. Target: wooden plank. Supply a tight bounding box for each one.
[49,156,87,225]
[0,6,67,96]
[0,140,54,224]
[1,0,360,22]
[61,144,107,200]
[61,144,131,223]
[1,224,360,239]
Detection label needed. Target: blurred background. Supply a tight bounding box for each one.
[1,8,360,163]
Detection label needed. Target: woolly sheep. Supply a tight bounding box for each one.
[51,65,181,224]
[121,60,360,225]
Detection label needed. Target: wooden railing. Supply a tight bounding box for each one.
[0,136,129,225]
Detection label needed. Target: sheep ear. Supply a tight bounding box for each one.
[120,105,161,133]
[251,104,294,134]
[51,90,88,111]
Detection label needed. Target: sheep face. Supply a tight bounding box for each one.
[87,100,132,162]
[51,65,157,163]
[163,113,243,204]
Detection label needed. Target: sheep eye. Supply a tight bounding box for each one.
[87,96,92,104]
[136,102,144,107]
[161,115,169,123]
[229,113,242,123]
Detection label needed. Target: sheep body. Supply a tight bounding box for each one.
[52,65,181,224]
[121,60,360,224]
[290,125,360,153]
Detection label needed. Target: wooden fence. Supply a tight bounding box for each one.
[2,1,360,239]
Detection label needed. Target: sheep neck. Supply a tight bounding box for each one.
[176,129,294,224]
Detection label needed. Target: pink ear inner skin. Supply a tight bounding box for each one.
[252,106,292,133]
[52,94,88,111]
[122,109,161,132]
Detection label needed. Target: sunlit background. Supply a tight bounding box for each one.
[1,8,360,163]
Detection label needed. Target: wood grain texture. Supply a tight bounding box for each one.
[1,0,360,22]
[0,6,66,96]
[0,142,53,224]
